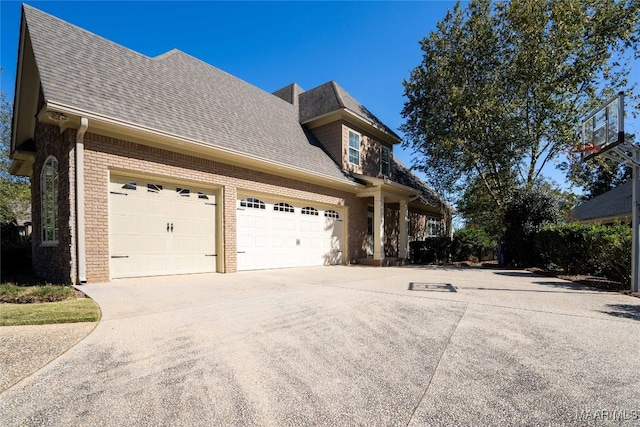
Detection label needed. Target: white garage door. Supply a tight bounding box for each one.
[237,196,344,271]
[109,176,217,278]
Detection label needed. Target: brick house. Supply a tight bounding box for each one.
[9,5,451,284]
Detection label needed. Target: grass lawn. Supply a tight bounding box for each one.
[0,283,101,326]
[0,299,101,326]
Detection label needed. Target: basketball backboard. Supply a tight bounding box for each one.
[580,92,624,161]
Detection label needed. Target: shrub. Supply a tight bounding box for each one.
[409,237,452,264]
[1,236,32,275]
[600,223,631,285]
[535,223,592,274]
[452,227,493,262]
[502,188,561,266]
[535,222,631,284]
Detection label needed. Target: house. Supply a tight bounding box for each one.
[9,5,451,284]
[571,180,631,224]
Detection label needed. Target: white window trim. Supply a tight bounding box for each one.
[348,130,361,166]
[427,217,442,238]
[41,155,59,245]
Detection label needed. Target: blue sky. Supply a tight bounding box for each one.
[1,1,638,199]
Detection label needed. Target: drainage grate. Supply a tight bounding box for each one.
[408,282,457,292]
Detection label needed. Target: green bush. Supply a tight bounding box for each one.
[452,227,493,262]
[535,223,631,284]
[1,236,32,274]
[600,223,632,285]
[409,237,452,264]
[503,188,561,266]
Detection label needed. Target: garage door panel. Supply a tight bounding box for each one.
[110,176,217,278]
[237,197,344,271]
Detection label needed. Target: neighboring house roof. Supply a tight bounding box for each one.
[299,81,401,142]
[571,180,631,223]
[391,159,452,213]
[23,5,352,185]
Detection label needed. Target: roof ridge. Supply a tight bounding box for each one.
[329,81,345,109]
[153,48,182,60]
[23,4,157,63]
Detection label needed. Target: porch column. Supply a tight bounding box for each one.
[373,191,385,260]
[399,199,408,259]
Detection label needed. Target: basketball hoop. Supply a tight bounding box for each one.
[572,143,601,160]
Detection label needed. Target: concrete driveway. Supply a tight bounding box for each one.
[1,266,639,426]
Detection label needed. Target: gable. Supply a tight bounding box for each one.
[19,5,353,186]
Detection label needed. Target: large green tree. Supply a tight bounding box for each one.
[401,0,639,228]
[1,83,30,229]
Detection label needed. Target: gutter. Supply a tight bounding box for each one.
[43,101,362,192]
[76,117,88,284]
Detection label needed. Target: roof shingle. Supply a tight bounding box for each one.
[23,5,352,184]
[299,82,401,141]
[571,180,631,222]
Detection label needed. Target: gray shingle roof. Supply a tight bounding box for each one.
[23,5,352,184]
[391,159,452,213]
[571,180,631,222]
[299,82,401,141]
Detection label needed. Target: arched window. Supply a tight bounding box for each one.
[274,202,294,213]
[324,210,339,219]
[240,198,265,209]
[41,156,59,243]
[301,206,319,216]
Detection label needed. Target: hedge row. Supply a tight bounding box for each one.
[409,228,494,264]
[410,223,631,285]
[535,223,631,284]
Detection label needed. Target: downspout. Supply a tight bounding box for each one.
[76,117,88,284]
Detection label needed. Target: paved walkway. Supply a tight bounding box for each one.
[1,266,639,426]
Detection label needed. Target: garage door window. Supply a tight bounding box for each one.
[177,188,190,197]
[274,202,294,213]
[147,184,162,193]
[325,210,339,219]
[240,198,265,209]
[301,206,319,216]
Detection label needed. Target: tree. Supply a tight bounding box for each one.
[502,187,561,266]
[580,159,631,200]
[401,0,639,223]
[0,81,31,230]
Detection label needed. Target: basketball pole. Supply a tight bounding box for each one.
[633,141,640,293]
[585,91,640,293]
[600,132,640,293]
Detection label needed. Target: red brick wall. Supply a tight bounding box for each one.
[309,119,394,178]
[341,121,393,178]
[308,121,343,167]
[31,123,76,283]
[80,132,370,282]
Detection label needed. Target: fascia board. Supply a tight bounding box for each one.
[575,214,631,224]
[303,109,401,145]
[353,173,419,197]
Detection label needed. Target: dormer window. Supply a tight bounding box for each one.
[380,146,390,177]
[348,130,360,166]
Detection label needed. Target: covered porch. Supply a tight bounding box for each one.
[355,175,418,265]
